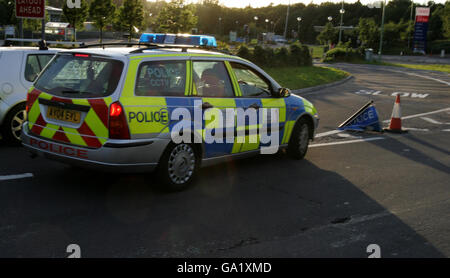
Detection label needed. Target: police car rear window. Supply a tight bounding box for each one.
[135,61,186,97]
[34,54,124,98]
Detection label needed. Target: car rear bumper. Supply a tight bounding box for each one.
[21,122,169,173]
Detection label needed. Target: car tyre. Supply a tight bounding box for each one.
[157,142,199,192]
[1,103,26,145]
[287,118,310,160]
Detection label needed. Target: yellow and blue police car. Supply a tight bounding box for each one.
[21,34,319,191]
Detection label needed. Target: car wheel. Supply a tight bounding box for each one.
[287,118,310,160]
[157,143,198,192]
[1,103,26,145]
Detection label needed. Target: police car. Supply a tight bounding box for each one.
[21,34,319,191]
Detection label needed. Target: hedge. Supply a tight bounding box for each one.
[236,43,312,67]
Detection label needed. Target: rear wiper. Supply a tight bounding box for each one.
[61,90,93,95]
[61,90,79,94]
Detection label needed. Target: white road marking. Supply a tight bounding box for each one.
[314,108,450,141]
[310,137,385,148]
[420,117,450,125]
[0,173,34,181]
[382,107,450,123]
[443,129,450,132]
[388,70,450,86]
[315,130,343,138]
[403,127,429,131]
[420,117,443,124]
[354,89,430,99]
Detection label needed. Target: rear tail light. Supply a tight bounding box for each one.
[108,102,130,139]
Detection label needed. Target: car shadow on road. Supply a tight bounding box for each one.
[367,134,450,175]
[0,149,445,258]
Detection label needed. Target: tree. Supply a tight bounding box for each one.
[442,2,450,39]
[0,0,16,26]
[385,0,413,23]
[155,0,198,33]
[196,0,221,34]
[63,0,89,41]
[118,0,144,42]
[317,22,337,45]
[358,18,379,49]
[90,0,116,43]
[428,5,444,41]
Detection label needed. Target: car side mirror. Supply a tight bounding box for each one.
[276,88,291,98]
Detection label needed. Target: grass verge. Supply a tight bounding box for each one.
[346,59,450,73]
[379,62,450,73]
[307,45,326,59]
[263,66,350,90]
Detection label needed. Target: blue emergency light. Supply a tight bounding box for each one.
[139,33,217,47]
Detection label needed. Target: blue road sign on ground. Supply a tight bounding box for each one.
[339,105,382,132]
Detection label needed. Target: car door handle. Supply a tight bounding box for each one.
[247,103,260,110]
[201,102,214,110]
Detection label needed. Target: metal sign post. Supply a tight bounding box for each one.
[15,0,45,42]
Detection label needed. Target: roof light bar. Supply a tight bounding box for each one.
[139,33,217,48]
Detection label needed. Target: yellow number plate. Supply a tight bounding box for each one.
[47,106,81,124]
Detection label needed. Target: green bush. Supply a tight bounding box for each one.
[289,43,312,66]
[234,43,312,68]
[237,45,252,61]
[253,45,268,66]
[323,47,363,62]
[429,40,450,54]
[274,47,289,66]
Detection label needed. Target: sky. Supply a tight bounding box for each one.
[147,0,447,8]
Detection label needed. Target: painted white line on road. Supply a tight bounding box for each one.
[315,108,450,140]
[443,129,450,132]
[310,137,385,148]
[382,107,450,123]
[0,173,34,181]
[403,127,429,131]
[421,117,442,124]
[315,130,343,138]
[389,70,450,86]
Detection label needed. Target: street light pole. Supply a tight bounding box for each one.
[338,1,345,44]
[327,16,333,48]
[407,2,413,49]
[254,16,258,41]
[283,0,290,39]
[378,0,387,57]
[297,17,302,41]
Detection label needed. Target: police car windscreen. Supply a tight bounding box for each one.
[34,54,124,98]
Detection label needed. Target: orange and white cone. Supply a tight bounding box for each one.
[384,95,407,133]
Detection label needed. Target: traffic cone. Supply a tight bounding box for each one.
[384,95,407,133]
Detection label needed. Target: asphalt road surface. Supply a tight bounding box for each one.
[0,63,449,258]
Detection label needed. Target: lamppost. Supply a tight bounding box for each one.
[339,1,345,43]
[327,16,333,49]
[297,17,302,41]
[265,18,269,33]
[254,16,258,40]
[379,0,386,56]
[283,0,290,39]
[218,17,222,36]
[407,2,413,49]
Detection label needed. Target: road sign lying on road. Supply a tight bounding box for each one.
[338,101,382,132]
